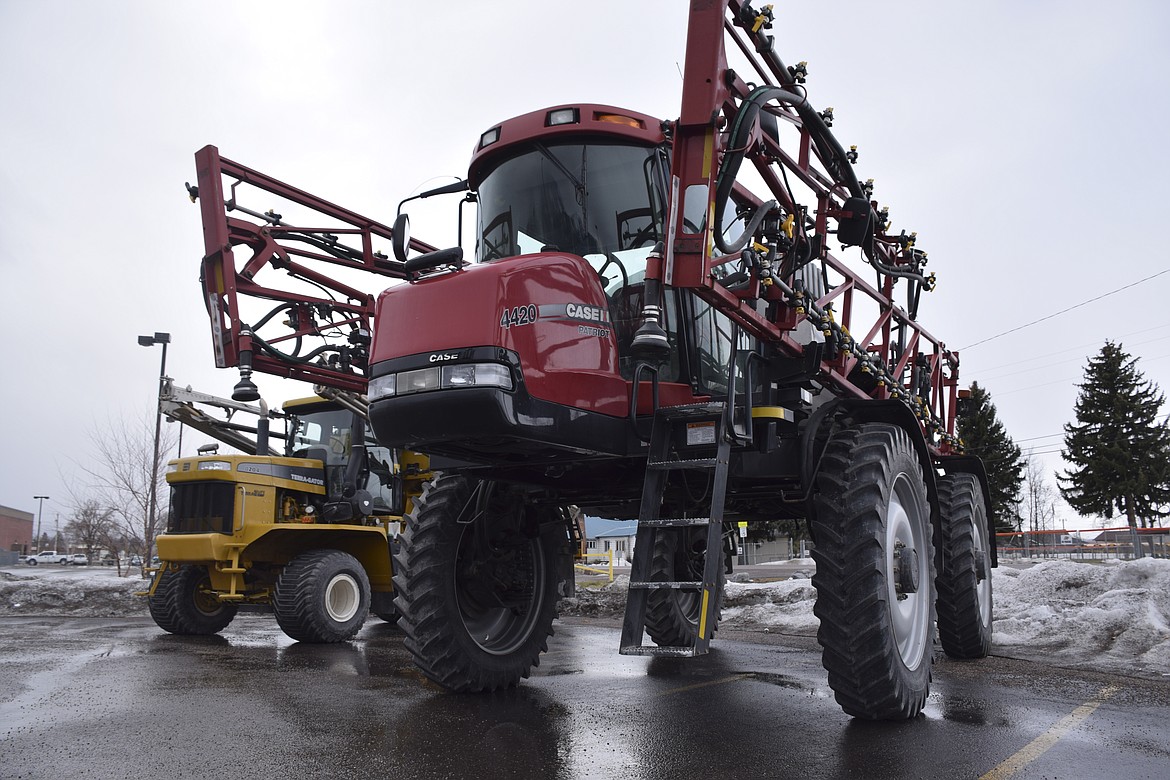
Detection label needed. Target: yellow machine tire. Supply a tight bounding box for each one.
[273,549,370,643]
[148,565,237,636]
[372,607,400,623]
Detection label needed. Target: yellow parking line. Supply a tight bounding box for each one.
[658,673,756,697]
[979,685,1118,780]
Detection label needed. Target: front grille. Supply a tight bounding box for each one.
[168,483,234,534]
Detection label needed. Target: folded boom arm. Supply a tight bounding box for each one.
[193,145,435,393]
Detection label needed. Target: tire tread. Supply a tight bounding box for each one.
[810,423,935,720]
[936,474,993,658]
[273,549,370,643]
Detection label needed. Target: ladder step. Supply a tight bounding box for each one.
[218,567,247,574]
[647,458,718,470]
[640,517,712,527]
[629,580,703,590]
[620,645,702,657]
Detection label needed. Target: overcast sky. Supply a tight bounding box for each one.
[2,1,1168,531]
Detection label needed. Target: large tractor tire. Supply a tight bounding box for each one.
[645,527,725,647]
[149,564,237,635]
[811,423,936,720]
[936,473,993,658]
[372,604,400,623]
[273,549,370,643]
[371,538,402,622]
[393,475,560,692]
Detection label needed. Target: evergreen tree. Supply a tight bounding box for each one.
[957,382,1025,532]
[1058,342,1170,535]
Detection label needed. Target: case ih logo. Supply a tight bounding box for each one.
[429,352,461,362]
[527,302,614,339]
[563,303,609,323]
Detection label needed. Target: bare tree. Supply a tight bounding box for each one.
[1020,453,1058,550]
[64,499,116,559]
[78,414,176,571]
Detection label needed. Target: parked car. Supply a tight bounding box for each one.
[25,551,69,565]
[69,553,89,566]
[128,555,143,566]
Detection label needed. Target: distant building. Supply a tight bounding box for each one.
[583,517,638,565]
[581,517,794,566]
[740,535,795,564]
[1,505,35,558]
[1091,527,1168,558]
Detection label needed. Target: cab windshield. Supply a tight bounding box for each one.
[291,408,397,512]
[291,409,354,465]
[475,141,668,291]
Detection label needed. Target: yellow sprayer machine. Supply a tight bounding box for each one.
[147,379,431,641]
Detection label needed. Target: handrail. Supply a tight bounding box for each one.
[628,362,661,443]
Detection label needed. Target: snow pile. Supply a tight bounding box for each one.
[562,558,1170,676]
[0,571,148,617]
[993,557,1170,674]
[721,578,821,635]
[558,574,633,618]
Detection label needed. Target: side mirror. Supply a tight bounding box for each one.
[392,213,411,263]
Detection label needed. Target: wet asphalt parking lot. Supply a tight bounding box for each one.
[1,609,1168,780]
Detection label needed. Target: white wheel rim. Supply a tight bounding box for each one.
[324,573,361,623]
[886,473,931,671]
[972,516,992,625]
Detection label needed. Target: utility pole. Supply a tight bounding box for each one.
[138,331,171,564]
[33,495,49,553]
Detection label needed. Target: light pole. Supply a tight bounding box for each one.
[138,332,170,564]
[33,495,49,553]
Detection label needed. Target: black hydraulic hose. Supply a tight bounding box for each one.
[252,334,342,366]
[713,85,804,254]
[743,28,864,199]
[270,229,365,264]
[250,304,292,333]
[741,21,931,287]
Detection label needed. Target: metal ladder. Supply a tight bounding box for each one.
[619,401,734,657]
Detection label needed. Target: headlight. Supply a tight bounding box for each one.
[372,362,513,399]
[398,367,441,395]
[368,373,397,400]
[442,363,512,390]
[197,461,232,471]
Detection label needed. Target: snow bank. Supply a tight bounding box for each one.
[563,559,1170,676]
[992,557,1170,674]
[721,578,821,635]
[0,570,148,617]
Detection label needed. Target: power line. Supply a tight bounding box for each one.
[986,351,1170,397]
[1016,432,1064,443]
[977,331,1170,381]
[957,267,1170,351]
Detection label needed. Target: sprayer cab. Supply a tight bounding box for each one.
[366,105,691,467]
